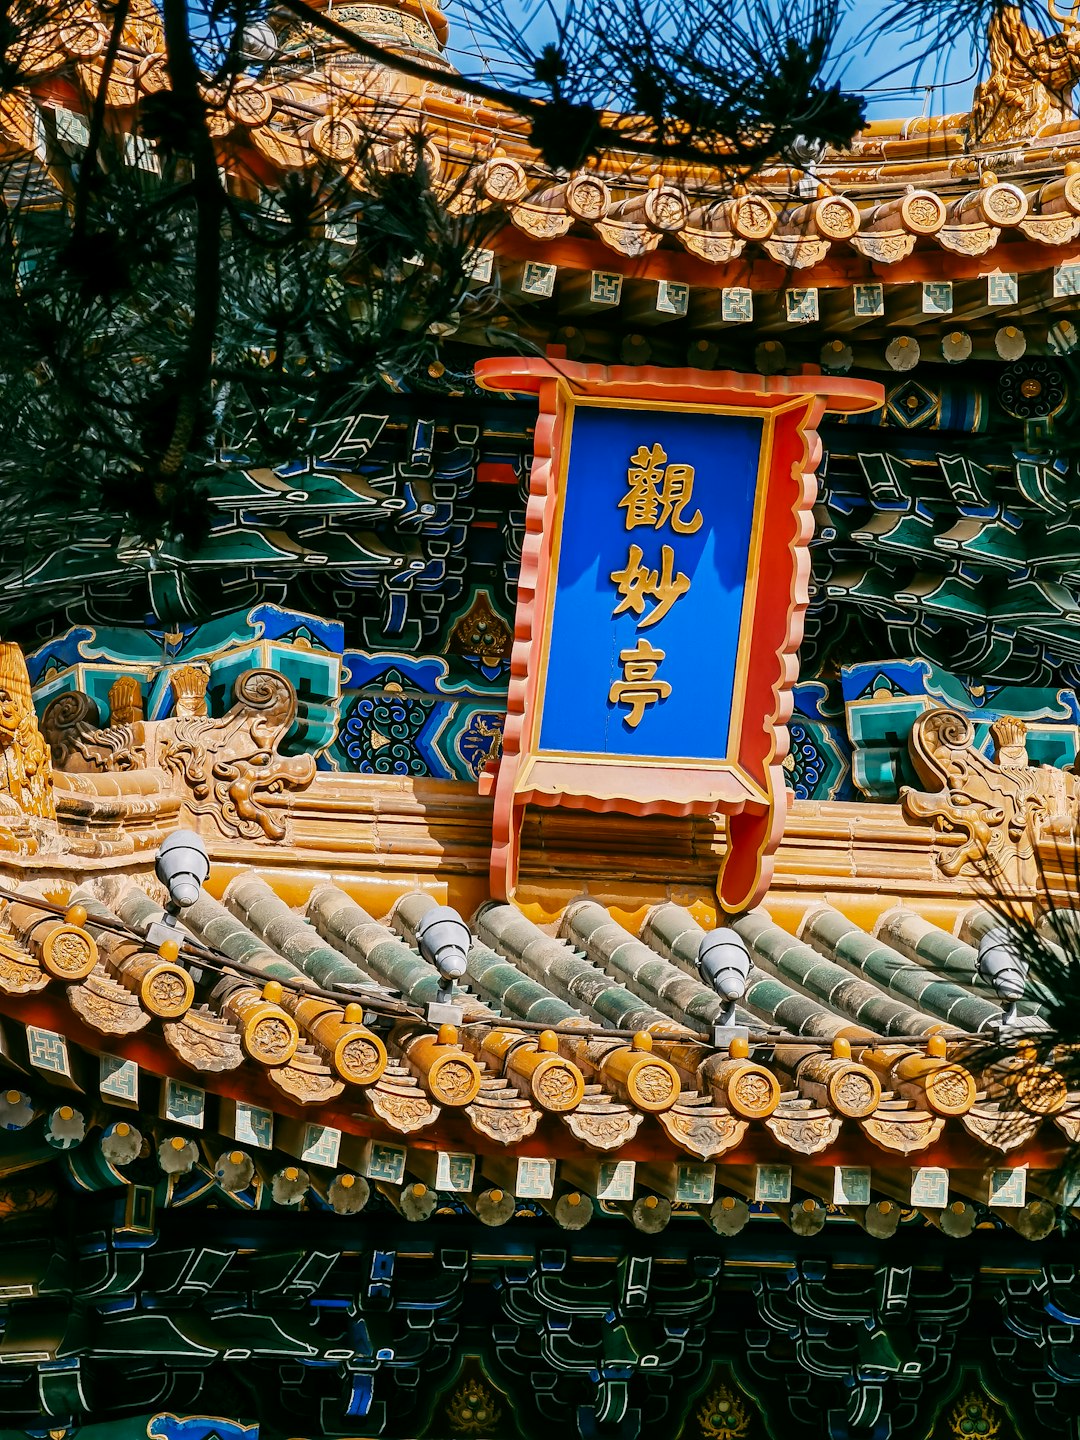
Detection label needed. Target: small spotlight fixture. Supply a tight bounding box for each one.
[415,904,472,1022]
[238,19,279,64]
[156,829,211,912]
[697,927,752,1046]
[977,926,1027,1029]
[146,829,210,953]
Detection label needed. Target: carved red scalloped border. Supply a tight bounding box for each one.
[475,358,883,912]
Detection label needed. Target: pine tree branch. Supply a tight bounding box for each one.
[159,0,226,476]
[276,0,834,170]
[72,0,130,240]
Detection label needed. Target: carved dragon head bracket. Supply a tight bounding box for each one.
[42,667,316,845]
[969,4,1080,143]
[159,669,317,842]
[901,707,1078,892]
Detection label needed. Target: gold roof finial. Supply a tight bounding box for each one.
[970,4,1080,142]
[1048,0,1080,31]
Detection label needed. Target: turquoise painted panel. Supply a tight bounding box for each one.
[28,606,344,757]
[839,658,1080,801]
[789,680,852,801]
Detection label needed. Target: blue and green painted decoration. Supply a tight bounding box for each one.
[16,386,1080,798]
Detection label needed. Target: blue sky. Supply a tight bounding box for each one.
[835,0,980,119]
[443,0,987,125]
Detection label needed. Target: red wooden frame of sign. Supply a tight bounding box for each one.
[475,358,883,913]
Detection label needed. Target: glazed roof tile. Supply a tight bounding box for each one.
[0,649,1071,1229]
[0,868,1072,1182]
[12,0,1080,291]
[0,830,1076,1238]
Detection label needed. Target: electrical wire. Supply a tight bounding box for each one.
[0,884,1013,1052]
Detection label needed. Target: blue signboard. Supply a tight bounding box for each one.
[536,403,764,762]
[475,355,882,907]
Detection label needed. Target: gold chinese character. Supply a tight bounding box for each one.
[621,443,702,534]
[608,638,671,728]
[610,543,690,628]
[621,443,666,528]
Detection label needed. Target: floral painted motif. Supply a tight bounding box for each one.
[696,1385,752,1439]
[446,1376,504,1435]
[341,671,435,776]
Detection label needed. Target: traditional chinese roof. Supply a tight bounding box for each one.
[0,623,1076,1438]
[3,856,1077,1234]
[3,635,1078,1243]
[10,14,1080,1440]
[12,6,1080,708]
[15,0,1080,324]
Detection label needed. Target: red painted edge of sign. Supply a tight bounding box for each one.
[474,358,883,912]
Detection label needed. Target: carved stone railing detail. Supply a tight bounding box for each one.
[901,708,1078,889]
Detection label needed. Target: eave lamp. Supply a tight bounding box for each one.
[976,926,1027,1029]
[415,904,471,1023]
[145,829,210,952]
[697,927,752,1046]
